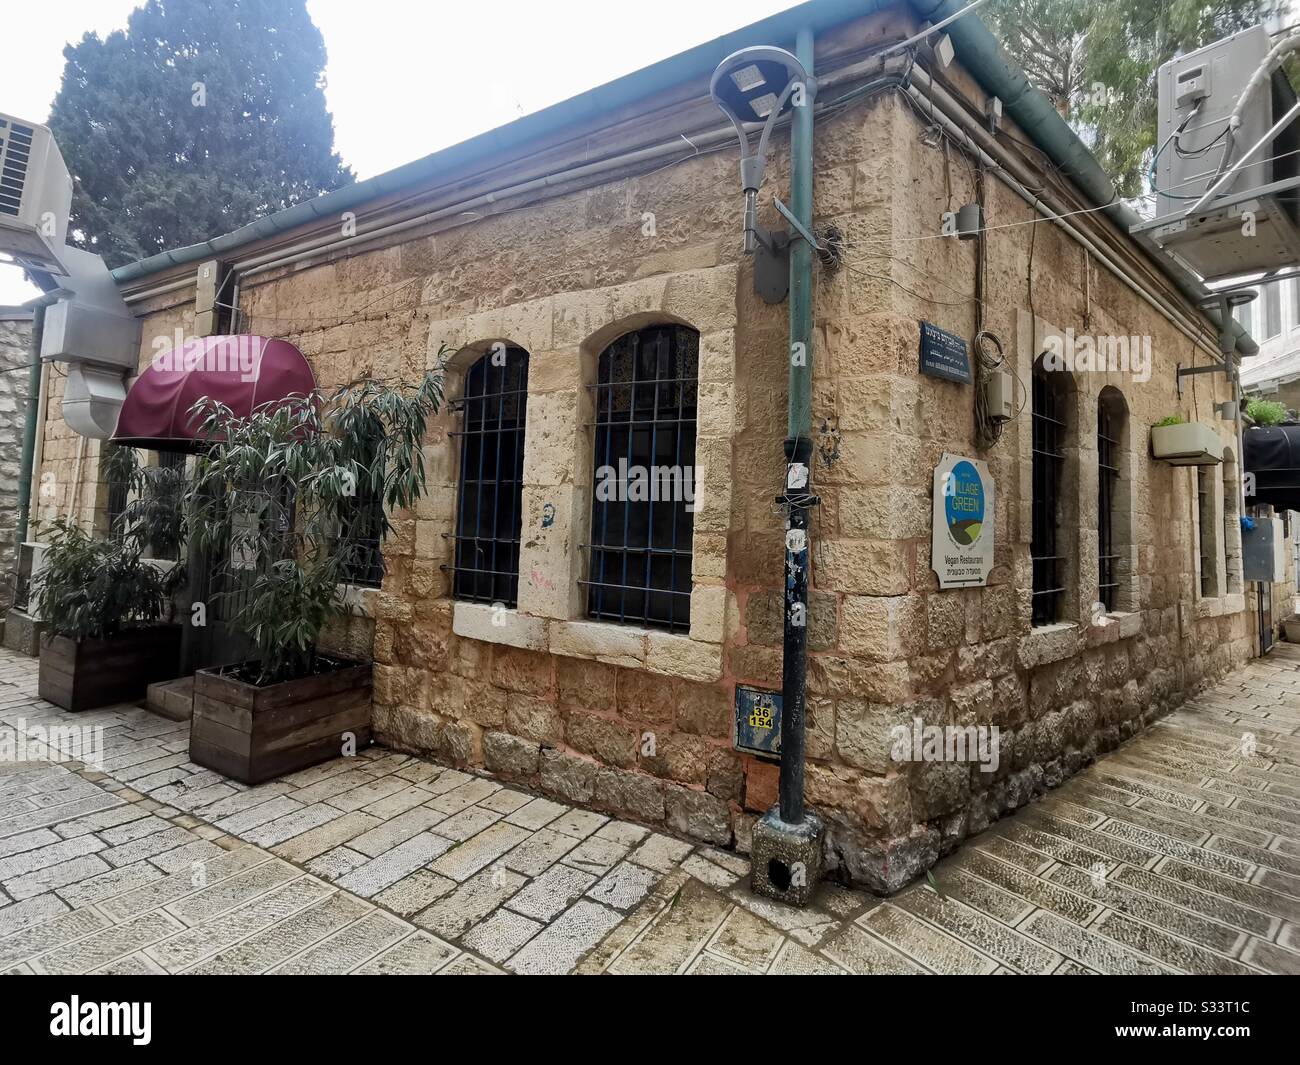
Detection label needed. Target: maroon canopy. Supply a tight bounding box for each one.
[112,335,317,452]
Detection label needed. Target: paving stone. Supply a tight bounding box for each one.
[0,834,104,880]
[421,768,473,795]
[306,846,370,881]
[478,788,535,815]
[0,828,59,860]
[608,879,732,975]
[148,839,225,874]
[415,866,527,939]
[272,910,410,973]
[166,858,301,926]
[325,776,409,813]
[0,793,120,838]
[1090,910,1255,975]
[50,805,148,839]
[1017,910,1174,975]
[3,853,112,901]
[563,835,630,875]
[272,811,381,863]
[0,893,73,942]
[354,931,457,974]
[56,861,163,909]
[508,863,598,922]
[681,853,742,889]
[894,887,1062,974]
[1240,936,1300,974]
[502,827,580,876]
[349,807,447,858]
[101,826,195,868]
[430,822,530,882]
[35,909,186,975]
[587,862,658,912]
[147,877,335,972]
[97,847,266,922]
[214,795,305,835]
[706,905,783,971]
[507,899,623,975]
[426,778,501,815]
[0,905,110,968]
[336,832,456,898]
[283,770,379,806]
[438,953,503,974]
[432,805,503,842]
[98,815,172,846]
[593,820,651,848]
[768,939,848,974]
[94,951,167,975]
[462,908,543,963]
[239,803,344,849]
[821,923,927,974]
[186,892,373,974]
[628,833,694,873]
[361,785,435,819]
[686,952,750,974]
[373,869,457,917]
[503,797,567,831]
[549,808,608,840]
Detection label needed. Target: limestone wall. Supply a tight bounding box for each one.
[40,10,1260,891]
[0,314,33,610]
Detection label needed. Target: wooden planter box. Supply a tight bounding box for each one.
[190,659,372,785]
[38,626,183,713]
[1150,422,1223,466]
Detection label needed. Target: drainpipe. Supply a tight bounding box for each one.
[779,25,817,827]
[15,296,56,546]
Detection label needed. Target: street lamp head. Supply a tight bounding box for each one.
[710,46,810,254]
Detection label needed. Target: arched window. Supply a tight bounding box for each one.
[1031,359,1069,624]
[452,346,529,606]
[585,324,698,632]
[1096,388,1127,611]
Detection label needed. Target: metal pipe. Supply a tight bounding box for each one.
[1186,97,1300,215]
[14,301,48,546]
[778,25,816,826]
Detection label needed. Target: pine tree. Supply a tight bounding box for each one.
[48,0,354,267]
[984,0,1281,198]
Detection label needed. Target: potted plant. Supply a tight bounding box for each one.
[1150,414,1223,466]
[34,518,183,712]
[183,368,444,784]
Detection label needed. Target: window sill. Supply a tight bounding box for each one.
[1017,621,1080,669]
[1094,609,1141,640]
[336,584,379,617]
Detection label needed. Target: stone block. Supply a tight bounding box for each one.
[483,731,541,778]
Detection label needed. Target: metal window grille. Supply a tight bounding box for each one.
[148,450,187,561]
[1097,399,1121,611]
[333,479,385,588]
[1197,466,1214,596]
[1031,365,1065,625]
[450,347,529,606]
[583,325,698,633]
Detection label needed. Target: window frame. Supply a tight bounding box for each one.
[450,346,530,608]
[582,323,698,633]
[1031,360,1068,625]
[1097,394,1122,612]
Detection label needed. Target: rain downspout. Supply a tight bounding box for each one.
[15,295,57,546]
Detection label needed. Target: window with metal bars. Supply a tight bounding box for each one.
[584,325,698,632]
[333,479,385,588]
[1096,391,1124,611]
[1031,362,1067,625]
[451,347,529,606]
[1197,465,1216,597]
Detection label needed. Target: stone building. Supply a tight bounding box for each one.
[24,1,1275,891]
[0,309,33,614]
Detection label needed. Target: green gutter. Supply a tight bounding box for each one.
[913,0,1257,356]
[111,0,893,286]
[15,297,55,546]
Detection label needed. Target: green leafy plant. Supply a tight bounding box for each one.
[1245,398,1288,427]
[33,519,176,641]
[1153,414,1186,428]
[184,363,445,686]
[102,444,188,559]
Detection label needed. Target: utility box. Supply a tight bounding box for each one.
[1136,25,1300,281]
[735,685,781,760]
[1243,515,1287,582]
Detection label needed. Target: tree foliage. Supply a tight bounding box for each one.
[985,0,1280,197]
[48,0,353,267]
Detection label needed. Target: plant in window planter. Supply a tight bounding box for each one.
[182,366,445,784]
[34,518,185,712]
[1150,413,1223,466]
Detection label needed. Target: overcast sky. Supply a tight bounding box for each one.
[0,0,795,305]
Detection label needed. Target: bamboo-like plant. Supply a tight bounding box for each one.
[33,519,175,641]
[184,364,445,686]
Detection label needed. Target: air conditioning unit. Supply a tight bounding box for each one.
[0,113,72,275]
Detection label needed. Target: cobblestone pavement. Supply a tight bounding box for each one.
[1,645,1299,974]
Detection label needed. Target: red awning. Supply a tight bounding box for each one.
[112,335,317,452]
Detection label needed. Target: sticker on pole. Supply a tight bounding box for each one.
[931,453,994,588]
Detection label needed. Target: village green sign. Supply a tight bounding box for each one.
[931,453,994,588]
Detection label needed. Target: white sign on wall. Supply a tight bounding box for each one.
[932,453,995,588]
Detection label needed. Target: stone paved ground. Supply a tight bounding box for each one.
[1,645,1299,974]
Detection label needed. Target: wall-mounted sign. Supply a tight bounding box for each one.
[734,685,781,761]
[932,453,995,588]
[919,320,972,384]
